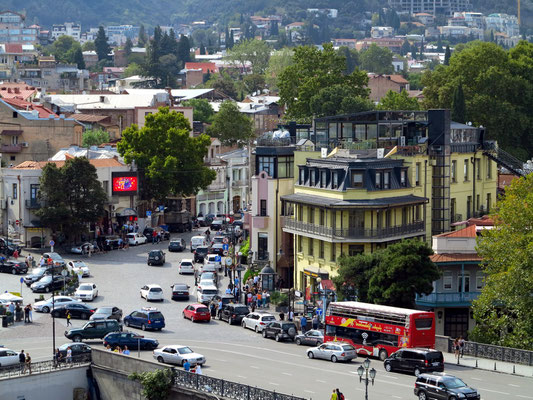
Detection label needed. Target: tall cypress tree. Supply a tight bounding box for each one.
[124,37,133,56]
[451,83,466,123]
[444,45,451,65]
[138,24,147,47]
[227,30,234,49]
[73,47,85,69]
[94,26,111,61]
[436,35,443,52]
[177,35,191,65]
[200,43,206,55]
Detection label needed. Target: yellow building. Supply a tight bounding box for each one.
[280,110,498,293]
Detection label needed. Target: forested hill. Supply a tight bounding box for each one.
[6,0,532,31]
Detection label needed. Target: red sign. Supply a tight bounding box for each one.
[112,176,138,193]
[326,315,407,336]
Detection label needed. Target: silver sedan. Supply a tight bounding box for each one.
[307,342,358,363]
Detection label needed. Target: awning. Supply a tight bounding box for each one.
[304,266,329,278]
[1,130,22,136]
[115,207,137,216]
[319,279,336,292]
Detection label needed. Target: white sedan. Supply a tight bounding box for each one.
[34,296,81,313]
[0,348,21,367]
[127,233,147,246]
[178,259,194,274]
[70,242,94,254]
[74,283,99,301]
[67,260,90,277]
[242,311,276,332]
[153,345,206,366]
[140,284,164,301]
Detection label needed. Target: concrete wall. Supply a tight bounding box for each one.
[0,365,89,400]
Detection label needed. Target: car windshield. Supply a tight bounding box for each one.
[149,251,161,256]
[31,268,46,274]
[196,307,209,313]
[181,262,192,266]
[174,285,188,290]
[178,347,193,354]
[150,288,162,292]
[171,241,181,245]
[79,285,93,291]
[39,276,52,283]
[235,307,249,314]
[282,323,296,330]
[197,247,208,252]
[443,378,467,389]
[149,312,164,319]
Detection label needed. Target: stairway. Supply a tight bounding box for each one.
[482,142,531,177]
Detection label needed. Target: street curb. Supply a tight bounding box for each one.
[444,361,530,377]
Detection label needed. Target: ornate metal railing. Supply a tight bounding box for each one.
[0,354,91,379]
[173,368,306,400]
[446,339,533,366]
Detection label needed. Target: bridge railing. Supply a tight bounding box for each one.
[0,354,91,379]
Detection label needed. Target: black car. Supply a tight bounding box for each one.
[51,303,96,319]
[193,246,209,263]
[0,260,28,275]
[295,330,324,346]
[147,250,165,266]
[0,238,22,256]
[219,304,250,325]
[384,348,444,376]
[262,321,298,342]
[414,374,480,400]
[57,343,92,362]
[208,243,225,256]
[31,275,71,293]
[143,227,170,241]
[211,294,235,309]
[65,319,122,342]
[103,332,159,350]
[168,238,186,252]
[24,267,48,286]
[171,283,190,300]
[103,236,122,250]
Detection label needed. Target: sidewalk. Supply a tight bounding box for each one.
[443,351,533,376]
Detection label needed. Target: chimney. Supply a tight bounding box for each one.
[99,96,105,103]
[165,87,174,107]
[7,88,11,93]
[14,88,20,94]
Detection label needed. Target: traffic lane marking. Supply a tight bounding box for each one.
[481,388,510,395]
[508,384,520,387]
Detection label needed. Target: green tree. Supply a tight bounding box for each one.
[309,85,374,117]
[227,30,234,50]
[118,107,215,201]
[199,43,206,55]
[444,45,451,65]
[72,47,85,69]
[129,369,173,400]
[226,39,271,75]
[333,253,380,302]
[123,62,142,77]
[207,72,237,99]
[82,41,95,52]
[436,35,443,52]
[82,129,109,147]
[377,89,420,110]
[48,36,80,64]
[337,46,360,74]
[360,43,394,74]
[471,175,533,350]
[181,98,214,123]
[265,48,294,92]
[36,158,107,239]
[207,101,254,146]
[451,83,466,123]
[401,39,411,56]
[95,26,111,61]
[243,73,265,94]
[137,24,147,48]
[124,37,133,56]
[279,43,369,122]
[177,34,191,64]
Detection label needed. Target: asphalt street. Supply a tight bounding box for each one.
[1,230,532,400]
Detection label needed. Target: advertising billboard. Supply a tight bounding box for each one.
[112,172,138,195]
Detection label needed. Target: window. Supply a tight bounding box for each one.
[309,169,316,186]
[375,172,382,189]
[258,156,275,177]
[319,240,324,259]
[320,170,327,188]
[297,205,303,222]
[400,170,407,187]
[476,159,481,180]
[451,160,457,182]
[12,111,17,118]
[476,194,480,211]
[12,183,17,199]
[443,271,452,290]
[384,172,390,189]
[458,272,470,292]
[348,245,364,256]
[308,207,314,224]
[102,180,109,195]
[299,169,305,184]
[332,172,339,189]
[298,236,302,252]
[467,196,472,218]
[278,156,294,178]
[415,204,421,221]
[487,159,492,179]
[351,172,363,188]
[330,243,336,262]
[308,238,314,256]
[486,193,492,212]
[476,274,484,290]
[415,163,420,186]
[260,199,267,216]
[451,198,456,220]
[319,209,325,225]
[30,184,39,200]
[11,135,18,145]
[257,233,268,260]
[464,159,469,181]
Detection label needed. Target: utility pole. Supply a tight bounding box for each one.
[518,0,521,27]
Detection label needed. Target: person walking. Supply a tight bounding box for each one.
[19,350,26,373]
[54,348,62,367]
[217,299,223,319]
[288,309,294,322]
[336,389,345,400]
[459,336,465,358]
[330,389,338,400]
[66,347,72,365]
[123,346,130,355]
[183,359,191,372]
[24,305,30,323]
[25,353,32,374]
[453,338,460,361]
[152,230,157,244]
[312,314,319,330]
[195,364,202,375]
[300,314,308,333]
[66,310,72,327]
[28,304,33,323]
[13,249,19,260]
[256,292,262,309]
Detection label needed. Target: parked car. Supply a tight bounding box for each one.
[220,304,250,325]
[199,262,217,274]
[198,272,217,288]
[211,294,235,309]
[183,303,211,322]
[103,332,158,350]
[51,303,96,319]
[295,329,324,346]
[241,311,276,333]
[171,283,190,301]
[414,374,480,400]
[90,306,122,321]
[193,246,209,263]
[196,284,218,304]
[124,307,165,331]
[31,274,70,293]
[153,345,205,366]
[65,319,122,342]
[127,233,147,246]
[70,242,94,254]
[34,296,81,313]
[140,284,164,301]
[57,343,91,362]
[103,236,122,250]
[67,261,90,277]
[211,236,225,246]
[208,243,225,256]
[210,220,224,231]
[24,267,48,286]
[0,260,27,275]
[0,348,20,367]
[204,254,222,271]
[74,282,99,301]
[42,252,66,267]
[384,348,444,376]
[190,236,206,251]
[168,238,186,252]
[143,227,170,241]
[178,259,194,274]
[307,342,357,363]
[0,238,22,257]
[262,321,298,342]
[147,250,165,266]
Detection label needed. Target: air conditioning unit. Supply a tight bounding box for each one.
[21,142,29,147]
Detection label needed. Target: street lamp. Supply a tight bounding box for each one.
[357,358,377,400]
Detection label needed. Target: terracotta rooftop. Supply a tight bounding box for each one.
[498,173,518,190]
[184,62,218,74]
[435,225,477,238]
[14,158,124,170]
[430,253,482,263]
[0,82,37,101]
[68,114,110,123]
[368,74,409,84]
[4,43,23,54]
[2,98,57,118]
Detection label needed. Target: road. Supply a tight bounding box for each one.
[1,230,532,400]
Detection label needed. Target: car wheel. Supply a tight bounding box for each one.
[191,316,195,323]
[141,324,146,331]
[307,351,314,359]
[448,397,457,400]
[414,367,421,377]
[125,320,130,327]
[73,335,82,342]
[254,325,259,333]
[81,313,89,320]
[295,338,302,345]
[182,312,186,319]
[228,317,233,325]
[11,268,17,275]
[275,334,281,342]
[418,391,427,400]
[378,349,388,361]
[157,356,164,363]
[331,355,338,363]
[262,330,267,338]
[42,306,50,313]
[385,362,393,372]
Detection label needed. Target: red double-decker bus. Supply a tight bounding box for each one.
[325,301,435,361]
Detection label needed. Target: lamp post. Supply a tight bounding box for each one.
[357,358,377,400]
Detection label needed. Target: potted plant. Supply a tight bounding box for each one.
[270,291,289,312]
[35,294,45,303]
[5,311,14,325]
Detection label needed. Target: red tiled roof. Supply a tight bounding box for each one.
[14,158,124,170]
[368,74,409,84]
[430,253,482,263]
[498,173,518,189]
[2,98,57,118]
[0,83,36,101]
[435,225,477,238]
[68,114,110,123]
[4,43,23,54]
[184,62,218,74]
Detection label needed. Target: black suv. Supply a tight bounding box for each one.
[414,374,480,400]
[220,304,250,325]
[384,348,444,376]
[147,250,165,266]
[194,246,209,263]
[65,319,122,342]
[262,321,298,342]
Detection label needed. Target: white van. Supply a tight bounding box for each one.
[190,236,205,251]
[196,284,218,304]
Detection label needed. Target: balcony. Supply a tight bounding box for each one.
[25,199,41,209]
[415,291,481,307]
[281,217,425,242]
[232,179,247,187]
[1,144,22,153]
[207,182,226,191]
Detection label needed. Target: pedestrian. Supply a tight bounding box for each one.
[453,338,460,360]
[66,310,72,327]
[28,304,33,322]
[8,301,15,315]
[300,314,307,333]
[459,336,465,358]
[210,303,216,318]
[312,315,319,330]
[256,291,262,308]
[279,311,285,321]
[106,345,112,351]
[66,347,72,364]
[39,256,45,267]
[336,389,345,400]
[135,223,139,233]
[330,389,338,400]
[19,350,26,373]
[25,254,32,269]
[25,353,32,374]
[13,249,19,260]
[54,348,62,366]
[247,291,252,305]
[157,231,161,243]
[24,305,30,323]
[183,359,191,372]
[195,364,202,375]
[265,290,270,307]
[217,299,223,318]
[152,230,157,244]
[123,346,130,355]
[194,269,199,286]
[288,309,294,322]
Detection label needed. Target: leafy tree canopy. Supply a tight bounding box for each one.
[123,62,142,78]
[206,72,238,99]
[377,89,420,111]
[129,369,173,400]
[181,98,215,123]
[226,39,271,75]
[310,84,374,117]
[360,43,394,74]
[207,101,254,146]
[265,48,294,92]
[118,107,215,201]
[471,175,533,350]
[82,129,110,147]
[94,26,111,61]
